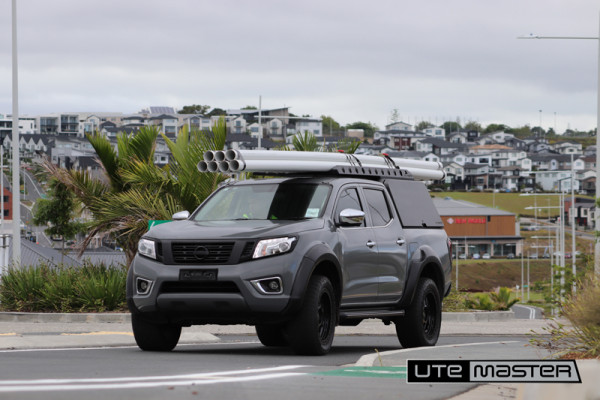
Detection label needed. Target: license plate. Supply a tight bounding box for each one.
[179,269,218,281]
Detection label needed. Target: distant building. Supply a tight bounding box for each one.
[434,197,522,258]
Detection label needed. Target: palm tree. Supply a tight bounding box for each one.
[44,120,227,266]
[282,131,361,154]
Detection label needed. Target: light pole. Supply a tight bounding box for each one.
[11,0,21,264]
[518,19,600,276]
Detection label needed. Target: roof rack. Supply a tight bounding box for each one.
[249,165,415,181]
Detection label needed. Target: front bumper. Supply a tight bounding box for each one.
[128,253,302,325]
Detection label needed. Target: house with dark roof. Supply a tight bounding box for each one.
[373,130,426,150]
[414,137,468,155]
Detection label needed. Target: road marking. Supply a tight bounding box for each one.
[314,366,407,379]
[61,331,133,337]
[0,365,310,392]
[0,333,17,337]
[355,340,520,367]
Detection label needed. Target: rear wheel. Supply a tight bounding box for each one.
[395,277,441,348]
[255,324,287,347]
[285,275,337,355]
[131,314,181,351]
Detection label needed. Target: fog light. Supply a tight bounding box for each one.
[136,277,153,295]
[251,277,283,295]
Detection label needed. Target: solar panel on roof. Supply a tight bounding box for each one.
[149,106,176,115]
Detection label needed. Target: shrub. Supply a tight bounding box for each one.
[531,274,600,359]
[464,287,519,311]
[442,290,471,312]
[0,263,127,312]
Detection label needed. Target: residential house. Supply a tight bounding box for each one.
[414,137,468,156]
[149,114,178,137]
[372,130,426,150]
[447,132,468,144]
[230,116,248,135]
[554,140,583,155]
[423,126,445,139]
[443,162,465,189]
[463,163,491,189]
[290,118,323,137]
[535,170,580,192]
[490,149,528,169]
[504,136,527,151]
[470,144,513,155]
[497,166,534,191]
[385,121,413,131]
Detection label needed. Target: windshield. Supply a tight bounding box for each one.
[193,182,331,221]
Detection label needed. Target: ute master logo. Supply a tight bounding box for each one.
[406,360,581,384]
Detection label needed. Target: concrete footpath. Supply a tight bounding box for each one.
[0,311,598,400]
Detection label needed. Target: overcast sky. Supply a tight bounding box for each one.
[1,0,598,133]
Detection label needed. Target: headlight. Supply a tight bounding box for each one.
[138,238,156,259]
[253,237,296,259]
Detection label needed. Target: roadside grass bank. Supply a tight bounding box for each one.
[431,191,595,218]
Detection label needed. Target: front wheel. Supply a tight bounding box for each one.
[255,324,287,347]
[131,314,181,351]
[395,277,441,348]
[285,275,337,355]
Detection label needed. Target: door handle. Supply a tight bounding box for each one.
[366,240,376,248]
[396,239,406,246]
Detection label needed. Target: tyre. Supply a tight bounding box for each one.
[131,314,181,351]
[255,324,288,347]
[395,277,441,348]
[285,275,337,355]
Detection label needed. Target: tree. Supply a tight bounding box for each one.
[511,125,533,139]
[242,105,257,110]
[484,123,510,134]
[44,122,227,266]
[416,121,434,131]
[345,122,378,138]
[207,108,227,117]
[321,115,341,135]
[390,109,400,124]
[178,104,210,115]
[33,179,85,262]
[441,121,461,134]
[291,131,320,152]
[463,121,482,133]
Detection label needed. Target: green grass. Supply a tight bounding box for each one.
[431,191,594,218]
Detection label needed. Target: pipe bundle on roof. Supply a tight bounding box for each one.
[197,150,445,181]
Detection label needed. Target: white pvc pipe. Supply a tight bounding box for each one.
[218,161,230,172]
[207,161,219,172]
[214,151,226,162]
[224,158,444,180]
[197,161,209,172]
[230,150,443,171]
[203,151,215,162]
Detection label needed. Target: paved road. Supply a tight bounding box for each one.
[511,304,544,319]
[0,334,544,400]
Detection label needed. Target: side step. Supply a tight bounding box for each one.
[339,309,405,320]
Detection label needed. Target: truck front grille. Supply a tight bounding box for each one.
[171,242,234,264]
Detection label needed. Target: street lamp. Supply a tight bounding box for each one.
[518,18,600,276]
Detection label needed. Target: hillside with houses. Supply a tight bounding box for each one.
[0,107,596,230]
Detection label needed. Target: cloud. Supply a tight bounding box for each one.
[0,0,598,133]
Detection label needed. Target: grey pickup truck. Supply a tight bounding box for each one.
[127,167,452,355]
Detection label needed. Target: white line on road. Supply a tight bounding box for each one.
[0,365,310,392]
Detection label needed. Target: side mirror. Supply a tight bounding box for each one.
[339,208,365,227]
[172,210,190,220]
